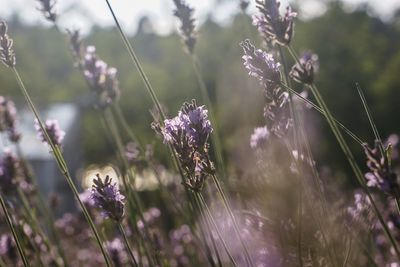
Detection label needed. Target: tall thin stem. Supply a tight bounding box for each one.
[118,223,139,267]
[11,67,112,267]
[104,0,165,121]
[0,194,29,267]
[211,175,255,267]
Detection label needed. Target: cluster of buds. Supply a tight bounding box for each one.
[0,96,21,142]
[290,51,319,85]
[0,21,16,68]
[250,126,270,149]
[0,234,17,264]
[253,0,297,46]
[152,100,215,192]
[34,119,65,148]
[239,0,250,13]
[90,174,125,221]
[363,140,399,197]
[82,46,120,108]
[124,142,153,172]
[172,0,197,54]
[0,149,21,195]
[105,238,128,267]
[241,39,291,138]
[67,29,83,61]
[36,0,57,23]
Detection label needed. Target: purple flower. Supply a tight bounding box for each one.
[0,96,21,142]
[105,238,127,267]
[35,119,65,147]
[240,40,291,138]
[36,0,57,23]
[172,0,197,54]
[0,21,16,68]
[0,234,17,263]
[0,149,20,194]
[253,0,297,46]
[67,29,83,60]
[82,46,120,107]
[239,0,250,12]
[363,140,399,196]
[240,39,281,86]
[250,126,270,149]
[153,100,214,192]
[290,51,319,85]
[90,174,125,221]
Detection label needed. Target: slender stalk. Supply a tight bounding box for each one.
[211,175,255,267]
[103,109,162,266]
[342,237,352,267]
[279,83,364,146]
[0,195,29,267]
[196,193,238,266]
[118,223,139,267]
[11,67,112,267]
[15,144,69,267]
[104,0,165,121]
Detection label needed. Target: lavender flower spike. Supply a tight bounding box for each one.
[254,0,297,46]
[172,0,197,54]
[0,21,16,68]
[290,51,319,85]
[35,119,65,147]
[152,100,215,192]
[240,39,281,87]
[0,96,21,142]
[82,46,120,108]
[36,0,57,23]
[250,126,270,149]
[363,140,399,197]
[91,174,125,221]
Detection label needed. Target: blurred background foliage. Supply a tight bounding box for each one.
[1,1,400,182]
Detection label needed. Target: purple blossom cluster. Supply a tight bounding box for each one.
[0,96,21,142]
[253,0,297,46]
[250,126,270,149]
[36,0,57,23]
[90,174,125,221]
[363,140,399,196]
[241,39,291,139]
[105,238,128,267]
[35,119,65,147]
[172,0,197,54]
[0,149,20,194]
[290,51,319,85]
[153,100,214,192]
[0,234,16,263]
[169,225,195,266]
[0,21,16,68]
[239,0,250,13]
[82,46,120,108]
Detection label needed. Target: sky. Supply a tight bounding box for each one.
[0,0,399,34]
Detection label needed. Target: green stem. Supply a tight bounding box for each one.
[197,193,238,267]
[15,144,69,267]
[118,223,139,267]
[0,195,29,267]
[11,67,112,267]
[103,109,162,266]
[104,0,166,121]
[211,175,255,267]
